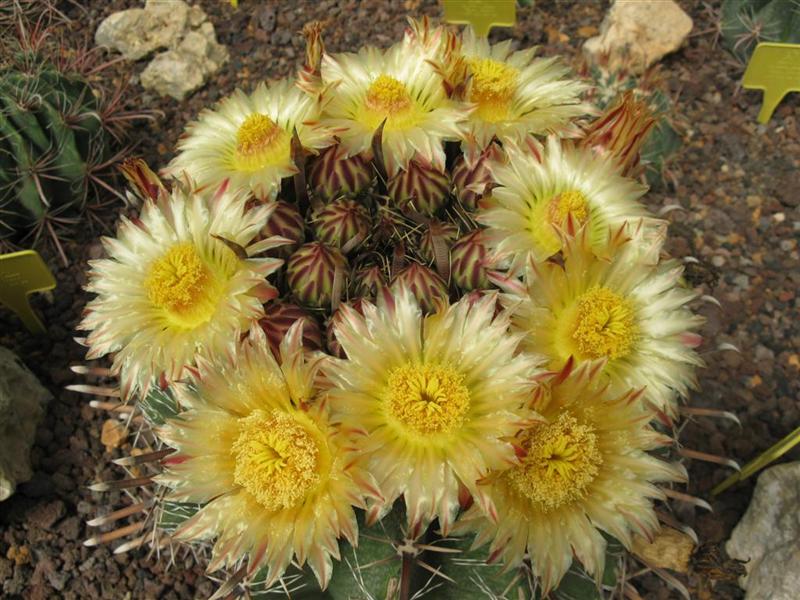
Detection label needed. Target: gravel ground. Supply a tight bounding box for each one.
[0,1,798,598]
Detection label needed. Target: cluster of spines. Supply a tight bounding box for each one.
[0,6,149,261]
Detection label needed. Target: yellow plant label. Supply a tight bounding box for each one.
[442,0,517,37]
[743,42,800,124]
[0,250,56,334]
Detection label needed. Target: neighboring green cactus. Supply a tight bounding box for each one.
[0,59,107,239]
[720,0,800,62]
[0,6,150,261]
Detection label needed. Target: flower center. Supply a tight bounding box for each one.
[384,362,471,435]
[234,113,288,172]
[366,75,412,115]
[525,189,591,258]
[468,58,518,123]
[506,414,602,513]
[571,286,638,360]
[231,409,321,511]
[145,242,222,327]
[361,74,422,132]
[546,189,589,228]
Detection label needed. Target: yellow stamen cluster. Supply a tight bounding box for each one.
[236,113,282,155]
[468,58,518,123]
[361,74,423,131]
[231,409,321,511]
[547,189,589,227]
[365,75,413,115]
[506,414,602,513]
[524,189,591,259]
[571,287,638,360]
[384,362,471,435]
[234,113,287,172]
[145,243,220,327]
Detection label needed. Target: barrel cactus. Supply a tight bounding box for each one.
[74,17,714,600]
[0,9,146,260]
[720,0,800,62]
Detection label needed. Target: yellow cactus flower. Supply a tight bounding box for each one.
[323,287,543,536]
[320,41,467,178]
[166,79,334,201]
[411,25,589,163]
[457,361,686,592]
[157,324,380,589]
[79,184,282,398]
[479,135,658,271]
[498,224,704,416]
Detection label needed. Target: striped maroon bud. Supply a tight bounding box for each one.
[352,264,387,299]
[311,198,370,252]
[259,302,323,359]
[451,143,502,211]
[297,21,325,95]
[387,158,450,215]
[326,298,369,358]
[286,242,349,308]
[309,144,373,202]
[391,262,448,313]
[120,158,166,201]
[451,229,490,291]
[418,220,458,263]
[581,91,655,177]
[261,200,305,256]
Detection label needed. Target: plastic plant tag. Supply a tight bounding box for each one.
[742,42,800,124]
[0,250,56,334]
[442,0,516,37]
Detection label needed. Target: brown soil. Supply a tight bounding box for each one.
[1,1,798,598]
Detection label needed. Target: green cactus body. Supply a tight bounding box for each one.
[387,158,450,215]
[0,61,108,239]
[451,230,490,291]
[721,0,800,62]
[391,262,449,313]
[312,198,371,251]
[261,199,306,256]
[309,143,373,202]
[286,241,349,308]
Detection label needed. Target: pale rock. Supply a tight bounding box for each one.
[0,346,52,501]
[140,52,205,100]
[726,462,800,599]
[188,4,207,28]
[94,0,190,61]
[583,0,693,74]
[140,22,228,100]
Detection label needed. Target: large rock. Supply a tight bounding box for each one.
[95,0,192,61]
[140,22,228,100]
[95,0,225,100]
[726,462,800,599]
[583,0,693,74]
[0,346,51,501]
